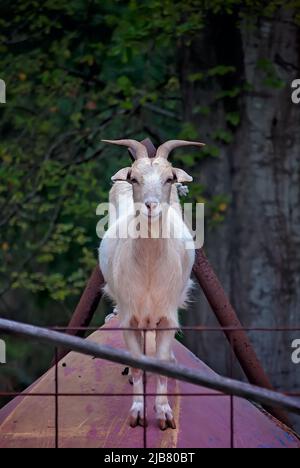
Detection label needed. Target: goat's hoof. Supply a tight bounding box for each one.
[129,412,147,428]
[158,417,176,430]
[155,403,176,430]
[129,402,147,428]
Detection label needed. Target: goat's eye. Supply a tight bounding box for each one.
[165,177,174,184]
[131,178,138,184]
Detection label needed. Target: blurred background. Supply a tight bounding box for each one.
[0,1,299,428]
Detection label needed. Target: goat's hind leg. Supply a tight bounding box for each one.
[123,326,146,427]
[155,317,177,430]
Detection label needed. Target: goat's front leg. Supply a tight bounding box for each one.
[123,327,146,427]
[155,317,177,430]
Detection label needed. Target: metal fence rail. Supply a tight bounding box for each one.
[0,318,299,416]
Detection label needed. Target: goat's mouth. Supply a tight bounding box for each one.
[144,208,161,220]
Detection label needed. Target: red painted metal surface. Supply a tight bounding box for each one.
[0,318,299,448]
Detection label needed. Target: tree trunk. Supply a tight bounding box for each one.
[179,8,300,427]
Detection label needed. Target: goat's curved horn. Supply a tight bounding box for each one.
[101,139,148,160]
[156,140,205,160]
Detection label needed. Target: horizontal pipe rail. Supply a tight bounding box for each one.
[0,318,300,418]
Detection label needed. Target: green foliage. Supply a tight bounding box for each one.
[226,112,240,127]
[201,145,221,158]
[0,0,186,309]
[213,129,233,144]
[208,194,231,228]
[257,58,285,90]
[207,65,236,77]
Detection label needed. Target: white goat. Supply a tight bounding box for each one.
[99,139,204,430]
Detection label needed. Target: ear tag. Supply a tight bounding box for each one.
[175,183,189,197]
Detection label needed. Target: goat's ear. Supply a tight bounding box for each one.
[172,168,193,183]
[111,167,131,181]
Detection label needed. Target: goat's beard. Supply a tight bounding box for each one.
[146,213,163,239]
[131,205,163,239]
[147,209,161,220]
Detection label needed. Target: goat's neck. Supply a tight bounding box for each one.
[132,236,166,269]
[170,184,180,206]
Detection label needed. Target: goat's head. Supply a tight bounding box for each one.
[102,139,205,219]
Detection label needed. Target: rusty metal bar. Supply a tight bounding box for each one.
[1,318,300,418]
[192,248,290,425]
[55,265,105,361]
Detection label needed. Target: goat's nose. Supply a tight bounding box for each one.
[145,200,158,211]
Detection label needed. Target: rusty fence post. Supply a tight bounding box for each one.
[55,265,105,362]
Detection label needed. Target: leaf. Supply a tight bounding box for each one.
[188,72,204,82]
[208,65,236,76]
[226,112,240,126]
[213,129,233,144]
[200,145,220,158]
